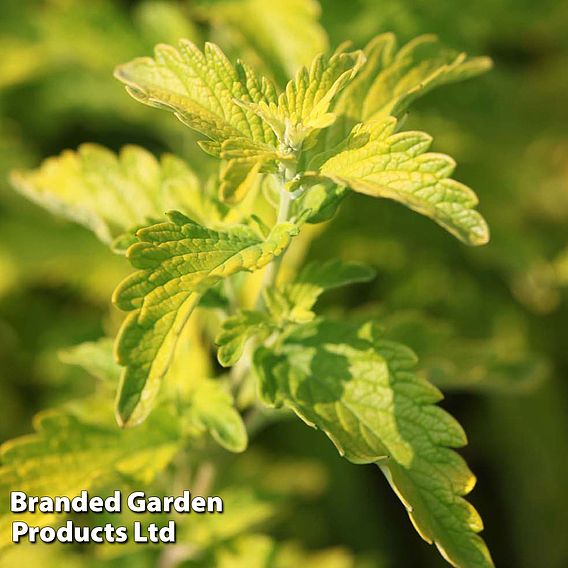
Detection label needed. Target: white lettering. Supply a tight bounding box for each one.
[127,491,146,513]
[12,521,28,542]
[10,492,27,513]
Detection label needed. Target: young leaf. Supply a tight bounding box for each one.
[216,260,375,367]
[238,48,366,150]
[114,40,278,151]
[113,211,298,427]
[325,34,492,148]
[279,259,376,321]
[197,0,328,85]
[216,310,273,367]
[59,338,120,384]
[218,137,293,203]
[304,118,489,246]
[184,379,248,452]
[292,180,348,224]
[262,259,375,324]
[0,406,180,547]
[254,319,493,568]
[10,144,202,246]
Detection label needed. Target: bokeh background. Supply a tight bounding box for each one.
[1,1,567,566]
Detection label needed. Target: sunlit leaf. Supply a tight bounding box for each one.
[238,48,365,150]
[113,211,298,427]
[114,39,278,151]
[0,405,181,547]
[198,0,328,85]
[325,33,492,148]
[304,117,489,245]
[11,145,204,247]
[255,319,493,568]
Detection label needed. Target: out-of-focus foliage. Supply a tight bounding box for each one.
[0,1,567,567]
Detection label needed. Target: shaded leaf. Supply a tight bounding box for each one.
[255,319,493,568]
[184,379,247,452]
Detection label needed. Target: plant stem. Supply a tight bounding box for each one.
[157,461,217,568]
[192,461,216,496]
[255,169,294,308]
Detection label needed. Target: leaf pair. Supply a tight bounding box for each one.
[114,39,367,202]
[235,48,366,151]
[114,37,490,246]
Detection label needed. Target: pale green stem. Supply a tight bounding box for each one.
[162,168,296,568]
[231,170,294,402]
[255,166,295,307]
[158,462,215,567]
[256,189,291,298]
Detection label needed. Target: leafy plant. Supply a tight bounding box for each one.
[2,12,499,567]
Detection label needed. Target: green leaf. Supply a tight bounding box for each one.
[216,310,273,367]
[263,259,375,324]
[216,260,374,367]
[278,259,376,321]
[197,0,328,86]
[306,118,489,246]
[238,48,365,150]
[184,379,247,452]
[292,180,348,224]
[254,319,493,568]
[0,405,180,547]
[114,39,278,151]
[113,211,298,427]
[325,34,492,148]
[10,144,203,247]
[59,338,120,384]
[218,137,292,203]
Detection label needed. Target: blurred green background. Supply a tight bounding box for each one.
[1,1,567,567]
